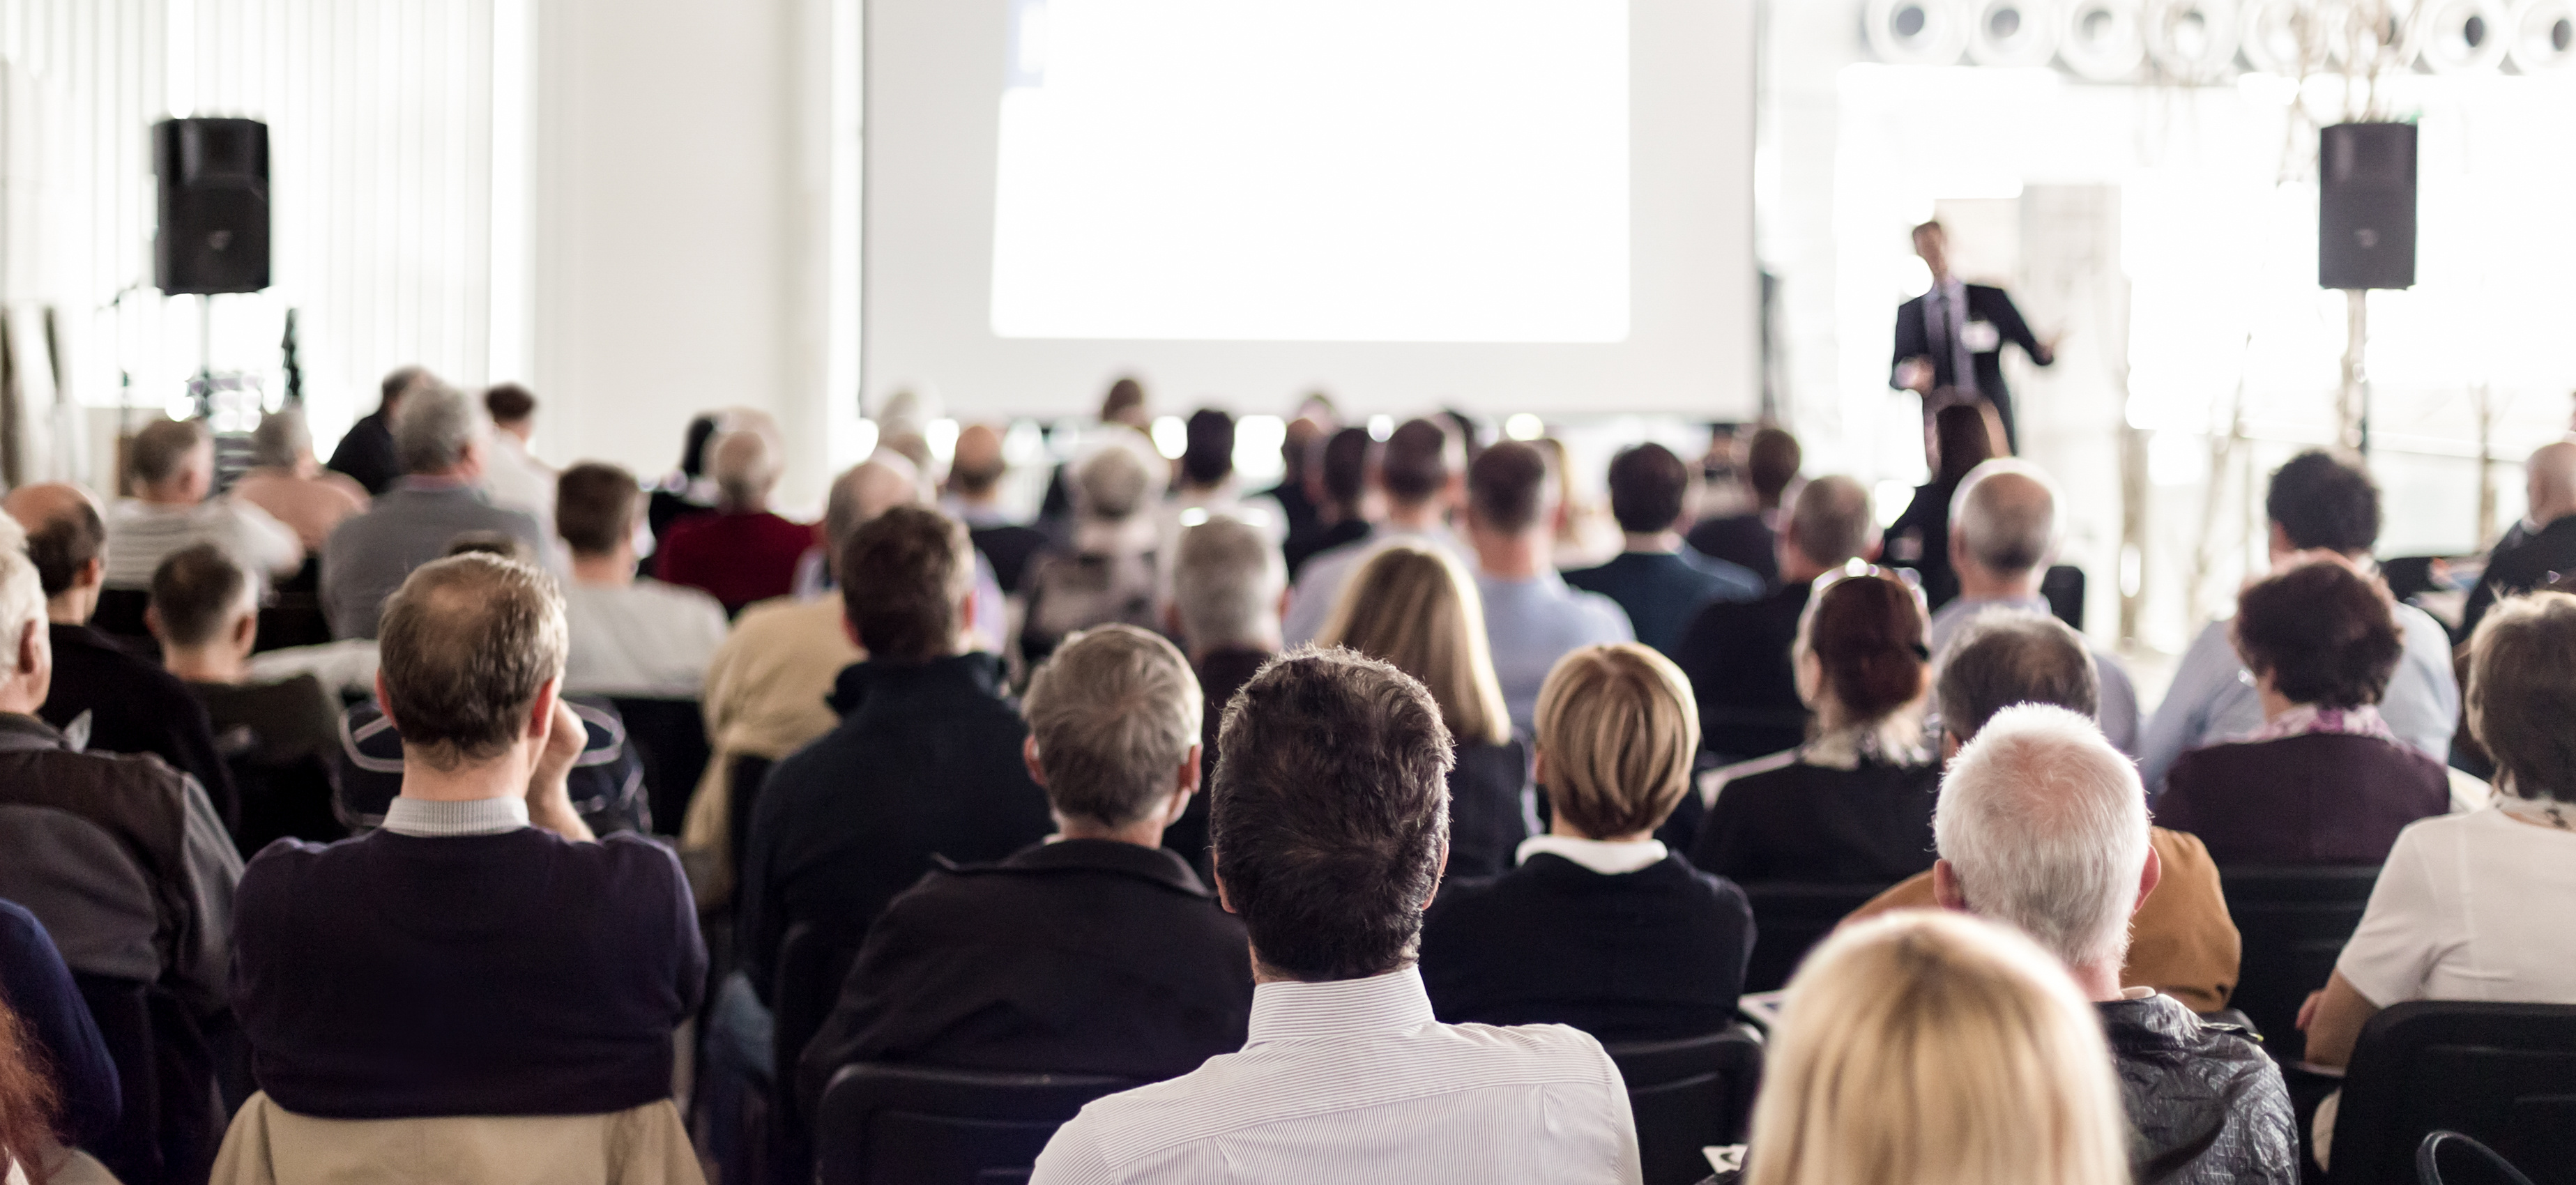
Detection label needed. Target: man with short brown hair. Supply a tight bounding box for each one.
[554,461,726,698]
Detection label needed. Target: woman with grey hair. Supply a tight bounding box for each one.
[233,408,371,552]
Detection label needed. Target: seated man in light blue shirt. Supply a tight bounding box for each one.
[1925,460,2140,755]
[1031,648,1640,1185]
[2138,450,2458,795]
[1464,443,1633,735]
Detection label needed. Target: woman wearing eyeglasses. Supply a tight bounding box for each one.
[1686,569,1942,886]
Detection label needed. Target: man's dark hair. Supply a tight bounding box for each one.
[1101,377,1147,423]
[23,500,104,597]
[1378,418,1455,505]
[484,383,537,425]
[2265,450,2381,554]
[677,415,721,478]
[150,543,250,648]
[1935,611,2100,741]
[1181,408,1235,488]
[378,554,567,770]
[1316,427,1371,512]
[2234,561,2401,710]
[555,462,639,557]
[839,504,973,662]
[1746,427,1802,506]
[1607,443,1693,534]
[1211,648,1454,981]
[1467,441,1551,536]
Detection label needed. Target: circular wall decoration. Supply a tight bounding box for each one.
[2509,0,2576,71]
[1867,0,1972,66]
[2418,0,2514,71]
[1969,0,2064,66]
[2144,0,2244,79]
[2061,0,2149,79]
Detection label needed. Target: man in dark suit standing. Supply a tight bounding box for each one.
[1891,221,2053,450]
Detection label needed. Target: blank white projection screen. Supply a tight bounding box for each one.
[864,0,1755,417]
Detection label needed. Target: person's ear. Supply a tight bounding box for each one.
[1021,735,1049,788]
[1176,742,1203,797]
[2134,841,2163,917]
[1947,524,1969,572]
[527,675,561,742]
[16,620,41,678]
[1161,602,1184,640]
[144,606,165,643]
[1531,748,1550,791]
[1932,859,1967,911]
[1940,729,1963,764]
[372,671,399,726]
[232,610,259,653]
[76,556,103,592]
[1212,865,1237,915]
[959,586,978,639]
[1420,838,1450,911]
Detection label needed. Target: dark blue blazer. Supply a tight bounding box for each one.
[1563,549,1761,658]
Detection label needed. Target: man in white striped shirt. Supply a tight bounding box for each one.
[1030,648,1642,1185]
[105,418,303,592]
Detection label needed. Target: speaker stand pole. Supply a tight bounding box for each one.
[2339,289,2370,455]
[195,296,215,420]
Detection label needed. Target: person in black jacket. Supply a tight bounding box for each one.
[1891,220,2054,451]
[1880,403,1999,612]
[2457,441,2576,641]
[1420,643,1751,1042]
[324,365,434,496]
[794,625,1251,1119]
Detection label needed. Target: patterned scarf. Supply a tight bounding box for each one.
[2245,703,2401,745]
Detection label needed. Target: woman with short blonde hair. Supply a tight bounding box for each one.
[1746,910,2131,1185]
[1419,643,1755,1042]
[1317,543,1521,874]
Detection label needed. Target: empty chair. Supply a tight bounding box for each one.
[816,1065,1144,1185]
[2326,1002,2576,1185]
[1603,1027,1763,1185]
[607,696,710,836]
[2216,864,2380,1064]
[1740,882,1903,993]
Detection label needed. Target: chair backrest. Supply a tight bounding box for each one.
[2041,565,2086,631]
[2418,1131,2543,1185]
[2331,1002,2576,1185]
[1605,1027,1765,1185]
[2216,863,2381,1064]
[770,921,869,1184]
[1739,882,1900,993]
[606,696,710,838]
[816,1063,1145,1185]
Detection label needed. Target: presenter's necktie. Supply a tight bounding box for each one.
[1939,285,1978,397]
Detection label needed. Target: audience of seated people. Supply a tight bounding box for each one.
[1880,402,1998,611]
[1459,442,1635,732]
[2298,590,2576,1172]
[1691,568,1940,885]
[1164,515,1286,874]
[324,365,437,496]
[2156,559,2451,864]
[102,419,304,609]
[1929,459,2142,754]
[1283,417,1466,642]
[2140,449,2459,792]
[654,427,810,615]
[795,625,1252,1117]
[1419,643,1753,1040]
[148,544,348,854]
[553,462,728,700]
[229,409,369,555]
[1849,611,2241,1012]
[1161,408,1285,547]
[1564,443,1760,658]
[1029,648,1640,1184]
[1675,473,1877,762]
[1315,543,1532,879]
[1685,425,1800,588]
[321,382,551,639]
[1281,426,1372,578]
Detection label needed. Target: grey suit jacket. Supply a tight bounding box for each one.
[320,483,549,639]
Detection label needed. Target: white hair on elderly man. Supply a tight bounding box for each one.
[0,515,43,640]
[1171,516,1286,653]
[1934,703,2149,972]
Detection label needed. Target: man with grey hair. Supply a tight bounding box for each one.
[1675,473,1882,760]
[793,622,1251,1122]
[1930,458,2142,754]
[657,428,814,613]
[1166,515,1288,871]
[319,382,551,639]
[1930,704,2298,1185]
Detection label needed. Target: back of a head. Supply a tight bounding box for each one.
[1211,647,1454,981]
[1749,910,2130,1185]
[709,429,780,507]
[1936,703,2149,970]
[678,415,722,478]
[1537,644,1700,839]
[1023,625,1205,827]
[1317,427,1371,510]
[2530,443,2576,520]
[1074,443,1152,521]
[1378,418,1456,506]
[1606,443,1692,535]
[1804,572,1928,723]
[948,424,1007,496]
[1467,441,1552,536]
[555,463,640,557]
[393,383,482,475]
[1746,427,1802,505]
[1952,461,2059,575]
[1180,408,1235,488]
[0,517,44,641]
[483,383,537,427]
[1316,543,1510,746]
[443,531,535,563]
[1173,516,1285,652]
[128,418,211,490]
[13,488,105,597]
[825,455,923,553]
[380,365,433,411]
[2467,591,2576,806]
[376,553,567,771]
[1101,377,1148,427]
[150,543,252,649]
[2265,450,2381,554]
[1788,475,1873,569]
[1279,417,1321,480]
[1932,403,1999,486]
[2233,560,2400,710]
[839,504,971,663]
[250,409,313,469]
[1935,611,2098,739]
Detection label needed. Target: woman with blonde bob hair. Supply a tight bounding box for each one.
[1316,543,1526,876]
[1742,910,2130,1185]
[1419,643,1754,1041]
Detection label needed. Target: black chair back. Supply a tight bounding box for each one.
[1605,1027,1765,1185]
[254,555,333,652]
[816,1063,1144,1185]
[2418,1131,2542,1185]
[607,696,710,837]
[73,974,224,1185]
[2216,864,2381,1064]
[1739,882,1898,993]
[2041,565,2086,631]
[2331,1002,2576,1185]
[771,921,867,1185]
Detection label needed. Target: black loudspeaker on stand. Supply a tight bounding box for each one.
[2319,121,2416,292]
[155,117,271,296]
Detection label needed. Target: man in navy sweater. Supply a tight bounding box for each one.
[229,553,705,1119]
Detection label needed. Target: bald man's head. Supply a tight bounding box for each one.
[826,457,924,561]
[1784,475,1875,576]
[710,430,781,509]
[3,483,107,605]
[949,424,1007,499]
[2529,443,2576,526]
[1952,461,2059,576]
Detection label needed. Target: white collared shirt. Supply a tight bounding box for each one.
[381,796,530,838]
[1031,966,1641,1184]
[1516,833,1670,876]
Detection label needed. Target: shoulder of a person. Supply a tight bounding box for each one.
[1436,1017,1622,1074]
